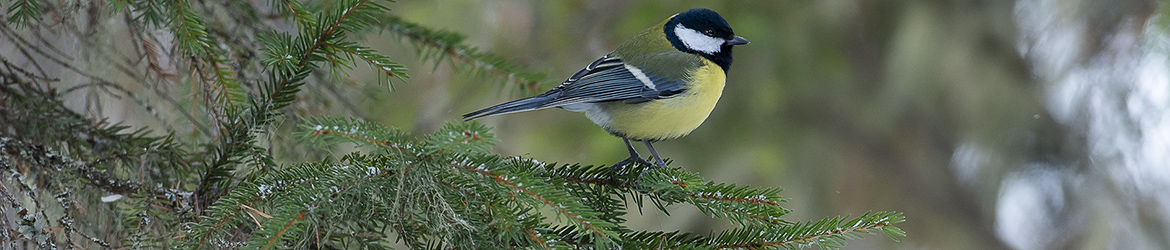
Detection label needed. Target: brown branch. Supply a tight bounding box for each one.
[193,175,316,249]
[264,210,307,249]
[525,229,549,248]
[559,174,635,189]
[299,0,367,63]
[172,0,202,52]
[283,1,300,19]
[718,221,898,249]
[677,181,778,206]
[691,193,778,206]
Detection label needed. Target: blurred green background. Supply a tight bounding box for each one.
[315,0,1169,249]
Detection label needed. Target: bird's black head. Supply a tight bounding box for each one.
[664,8,749,71]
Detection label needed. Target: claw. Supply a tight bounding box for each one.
[610,156,635,169]
[609,155,652,170]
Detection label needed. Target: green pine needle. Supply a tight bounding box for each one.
[5,0,42,27]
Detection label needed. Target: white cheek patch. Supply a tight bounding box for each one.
[674,23,723,54]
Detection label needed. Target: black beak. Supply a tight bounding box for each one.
[726,35,750,46]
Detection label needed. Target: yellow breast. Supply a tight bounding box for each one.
[590,61,726,141]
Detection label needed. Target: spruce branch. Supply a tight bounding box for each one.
[4,0,42,27]
[533,163,793,227]
[170,0,212,54]
[454,160,621,246]
[269,0,313,25]
[298,116,412,150]
[526,159,790,227]
[2,74,195,192]
[192,152,404,248]
[0,138,189,207]
[324,40,408,86]
[189,115,904,249]
[711,211,906,249]
[138,0,244,108]
[198,0,405,206]
[191,49,247,107]
[525,228,551,249]
[613,212,905,250]
[109,0,246,110]
[378,15,548,94]
[424,122,497,154]
[0,136,189,248]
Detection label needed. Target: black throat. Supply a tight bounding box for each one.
[704,47,735,72]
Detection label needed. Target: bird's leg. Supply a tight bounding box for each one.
[643,140,668,168]
[608,138,654,188]
[611,138,653,169]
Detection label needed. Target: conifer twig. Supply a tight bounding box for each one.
[454,162,614,241]
[381,16,545,93]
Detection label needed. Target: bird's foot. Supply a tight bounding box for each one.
[649,158,667,169]
[609,155,652,181]
[610,155,653,170]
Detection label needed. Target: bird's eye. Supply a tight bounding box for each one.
[703,29,715,36]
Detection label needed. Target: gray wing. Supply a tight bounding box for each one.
[542,55,688,107]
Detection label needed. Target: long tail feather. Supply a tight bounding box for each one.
[463,94,557,120]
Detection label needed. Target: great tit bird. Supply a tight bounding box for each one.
[464,8,748,168]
